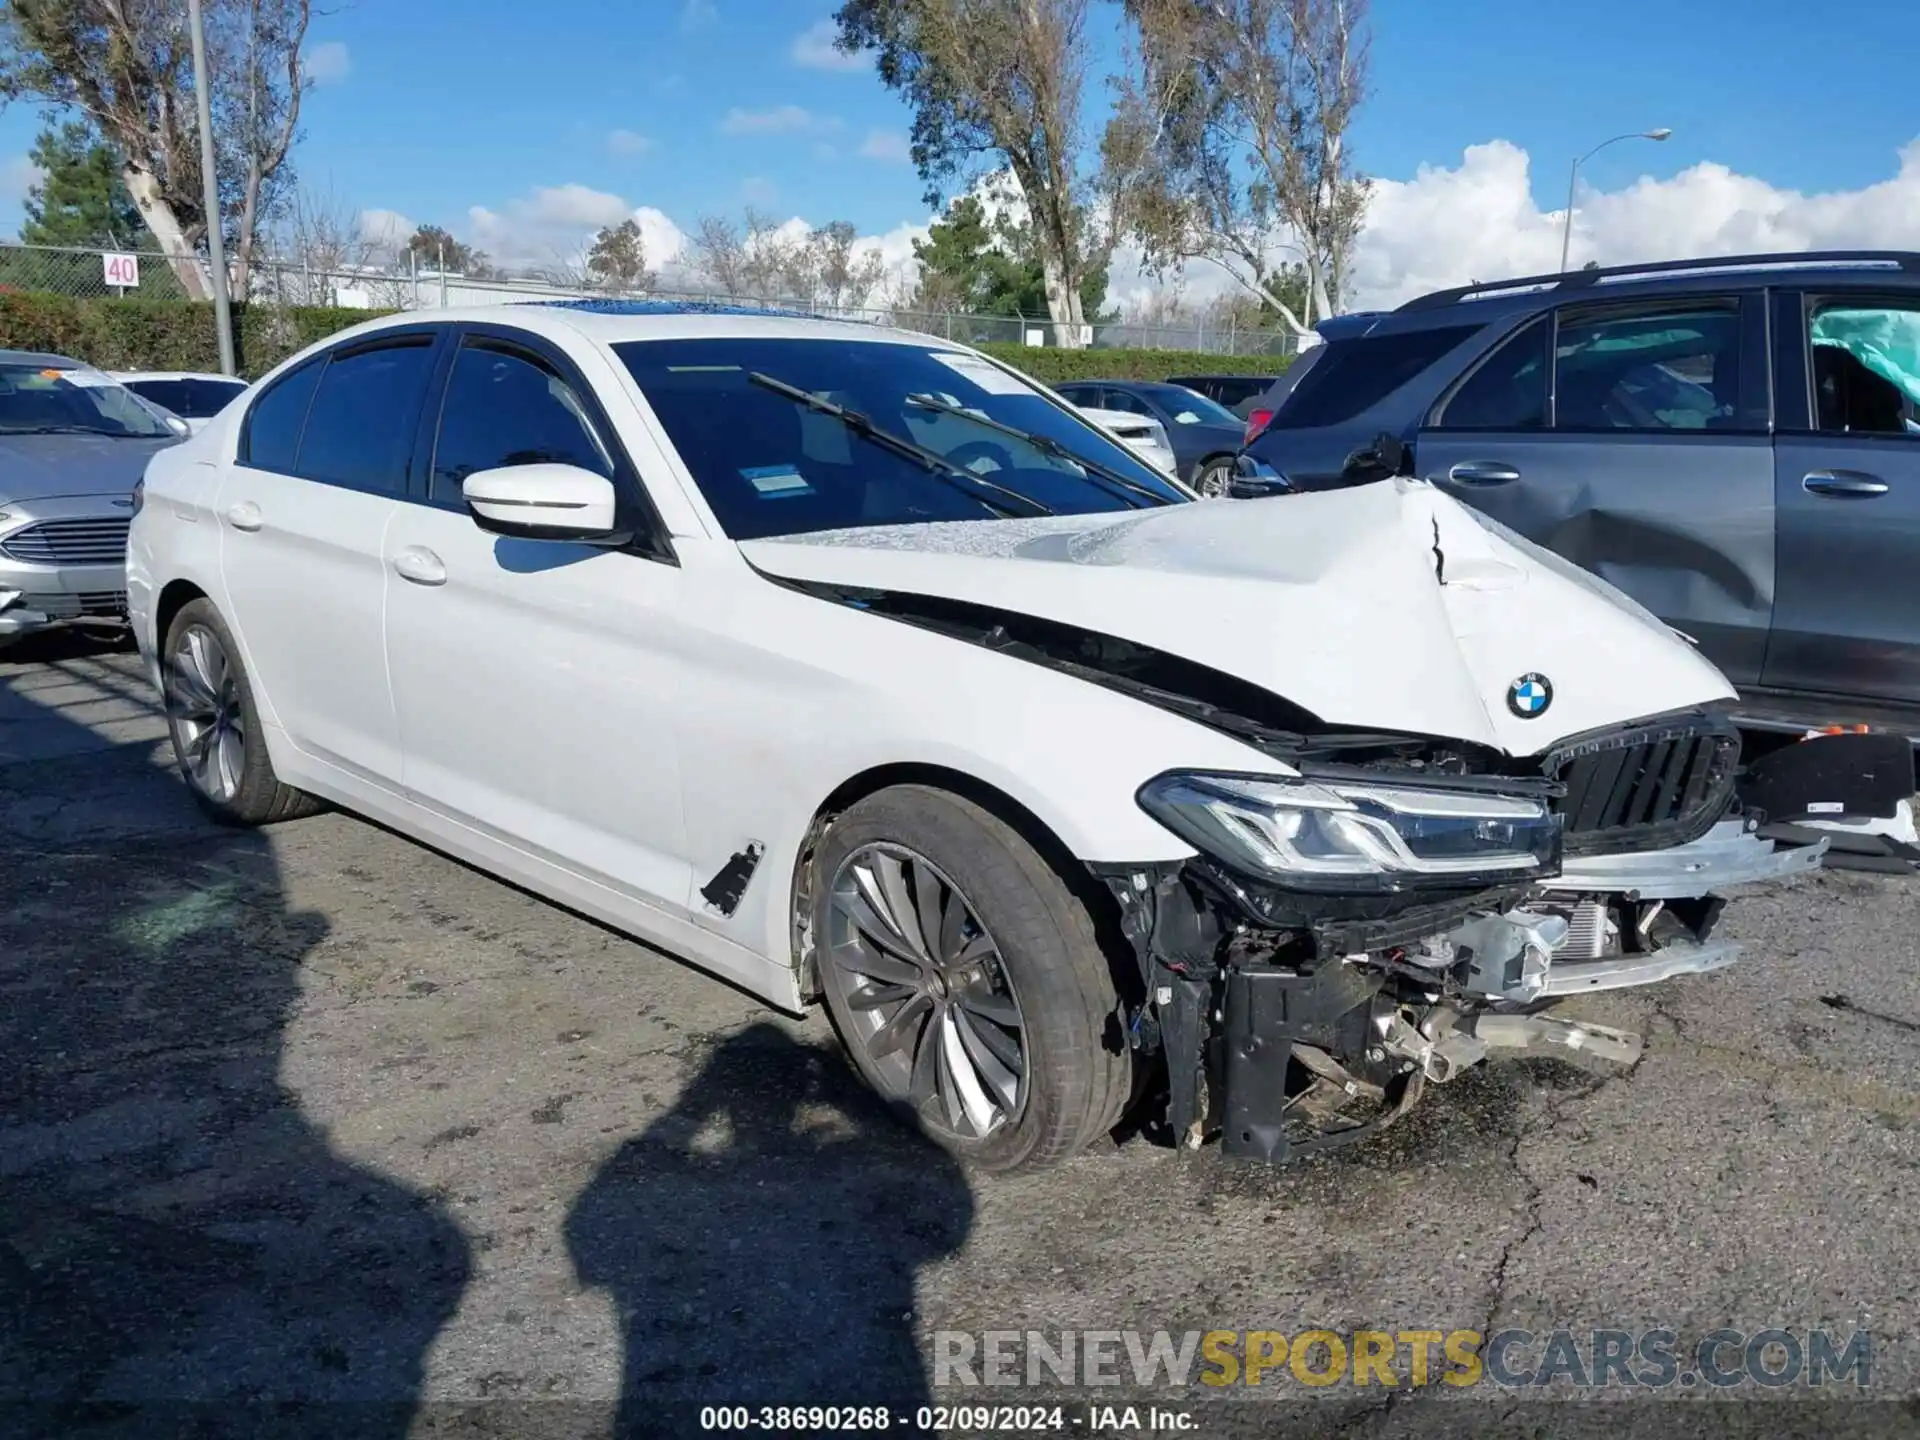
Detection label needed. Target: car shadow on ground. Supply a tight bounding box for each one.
[0,632,469,1438]
[566,1022,974,1433]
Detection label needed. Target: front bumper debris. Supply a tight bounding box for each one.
[1096,815,1825,1166]
[1545,817,1827,898]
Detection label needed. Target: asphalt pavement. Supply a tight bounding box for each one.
[2,634,1917,1439]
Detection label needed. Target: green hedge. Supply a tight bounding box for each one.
[978,342,1292,384]
[0,292,1293,387]
[0,293,387,378]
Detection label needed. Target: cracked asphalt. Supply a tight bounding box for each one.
[4,634,1919,1439]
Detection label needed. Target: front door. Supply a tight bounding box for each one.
[216,334,441,785]
[1764,291,1920,702]
[1416,296,1776,685]
[383,329,693,913]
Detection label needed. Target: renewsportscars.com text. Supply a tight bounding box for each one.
[933,1327,1872,1391]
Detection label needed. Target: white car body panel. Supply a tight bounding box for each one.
[743,478,1735,757]
[125,305,1747,1018]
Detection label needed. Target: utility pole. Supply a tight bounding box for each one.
[188,0,237,376]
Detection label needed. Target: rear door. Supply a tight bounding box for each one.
[1764,290,1920,701]
[1415,295,1776,685]
[217,332,442,785]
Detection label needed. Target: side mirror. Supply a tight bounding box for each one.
[164,413,190,437]
[462,463,626,543]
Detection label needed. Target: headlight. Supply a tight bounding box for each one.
[1138,771,1560,891]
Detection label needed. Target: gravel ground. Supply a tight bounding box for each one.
[3,635,1917,1439]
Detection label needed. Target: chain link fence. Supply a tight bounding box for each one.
[0,241,1301,359]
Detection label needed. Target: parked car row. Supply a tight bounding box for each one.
[111,298,1818,1176]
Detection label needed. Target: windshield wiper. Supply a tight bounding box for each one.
[904,393,1175,509]
[3,424,133,437]
[746,373,1052,517]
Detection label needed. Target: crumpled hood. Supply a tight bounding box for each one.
[0,432,178,504]
[740,479,1737,756]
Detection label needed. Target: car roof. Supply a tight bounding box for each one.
[0,348,86,369]
[1164,370,1284,380]
[299,299,959,354]
[1363,250,1920,338]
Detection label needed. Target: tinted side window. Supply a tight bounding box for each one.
[1434,318,1549,430]
[1809,303,1920,438]
[1268,325,1481,431]
[430,342,614,505]
[1554,304,1740,431]
[240,360,323,473]
[182,379,246,418]
[1100,389,1152,417]
[295,340,437,495]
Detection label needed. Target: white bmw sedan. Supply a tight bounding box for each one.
[127,302,1817,1173]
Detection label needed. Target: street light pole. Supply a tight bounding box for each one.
[187,0,237,376]
[1559,128,1673,272]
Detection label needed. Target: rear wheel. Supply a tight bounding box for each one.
[162,598,322,826]
[813,785,1129,1173]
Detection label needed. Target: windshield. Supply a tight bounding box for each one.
[1160,388,1242,425]
[616,338,1189,540]
[124,376,246,420]
[0,362,176,438]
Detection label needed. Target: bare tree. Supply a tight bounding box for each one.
[835,0,1121,346]
[266,184,377,303]
[1123,0,1372,332]
[784,221,887,311]
[690,213,750,297]
[0,0,313,299]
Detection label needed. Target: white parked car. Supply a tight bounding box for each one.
[113,370,249,434]
[1073,404,1178,477]
[126,303,1820,1173]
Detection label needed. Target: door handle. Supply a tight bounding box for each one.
[224,501,263,532]
[1803,469,1888,498]
[392,546,447,586]
[1446,461,1522,485]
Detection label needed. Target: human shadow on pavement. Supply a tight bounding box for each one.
[0,632,470,1438]
[567,1023,974,1436]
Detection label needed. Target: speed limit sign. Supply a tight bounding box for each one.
[101,252,141,288]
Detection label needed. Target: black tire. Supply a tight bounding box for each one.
[1193,458,1234,497]
[161,598,323,826]
[813,785,1129,1174]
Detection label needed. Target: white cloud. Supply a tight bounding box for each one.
[359,208,415,249]
[305,41,350,85]
[607,129,653,158]
[431,138,1920,313]
[679,0,717,33]
[791,18,863,72]
[858,129,911,164]
[720,105,839,138]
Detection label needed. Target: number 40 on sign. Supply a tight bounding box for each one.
[102,252,141,289]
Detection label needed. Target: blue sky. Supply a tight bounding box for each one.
[0,0,1912,296]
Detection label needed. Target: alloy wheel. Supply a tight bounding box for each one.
[166,623,245,803]
[825,843,1030,1141]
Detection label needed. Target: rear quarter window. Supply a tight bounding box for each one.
[1267,324,1482,431]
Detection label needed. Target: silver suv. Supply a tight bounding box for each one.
[0,349,185,646]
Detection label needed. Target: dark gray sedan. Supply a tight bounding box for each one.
[0,349,186,645]
[1050,380,1246,493]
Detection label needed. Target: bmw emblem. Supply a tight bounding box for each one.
[1507,673,1553,719]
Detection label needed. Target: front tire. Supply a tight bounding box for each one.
[162,598,321,826]
[812,785,1129,1174]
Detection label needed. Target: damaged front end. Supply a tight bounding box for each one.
[1097,735,1824,1166]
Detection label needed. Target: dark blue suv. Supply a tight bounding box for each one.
[1245,251,1920,732]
